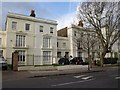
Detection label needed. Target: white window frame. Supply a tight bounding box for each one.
[18,50,26,63]
[74,31,77,36]
[40,25,43,32]
[16,35,25,47]
[12,21,17,30]
[25,23,30,31]
[43,51,51,64]
[43,38,50,48]
[50,27,54,33]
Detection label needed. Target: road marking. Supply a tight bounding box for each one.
[115,77,120,79]
[51,78,95,87]
[81,76,93,80]
[74,75,87,78]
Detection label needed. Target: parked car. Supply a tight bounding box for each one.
[70,57,83,65]
[58,57,70,65]
[0,56,7,70]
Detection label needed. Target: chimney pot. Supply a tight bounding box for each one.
[30,10,36,17]
[78,20,83,27]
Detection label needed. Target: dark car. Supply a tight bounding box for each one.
[0,56,7,70]
[70,57,83,65]
[58,57,70,65]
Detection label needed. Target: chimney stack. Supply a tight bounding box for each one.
[78,20,83,27]
[30,10,36,17]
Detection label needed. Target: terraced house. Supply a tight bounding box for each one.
[57,24,119,63]
[57,23,99,62]
[0,12,57,65]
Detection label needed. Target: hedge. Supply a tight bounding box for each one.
[103,58,118,64]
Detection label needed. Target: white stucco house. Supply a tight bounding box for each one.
[0,12,57,65]
[57,22,119,62]
[57,24,99,62]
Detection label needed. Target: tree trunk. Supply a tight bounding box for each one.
[100,51,106,70]
[100,54,104,67]
[88,57,90,71]
[88,54,91,71]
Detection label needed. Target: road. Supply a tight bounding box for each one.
[2,67,120,88]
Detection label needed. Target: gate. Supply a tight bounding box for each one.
[12,51,18,71]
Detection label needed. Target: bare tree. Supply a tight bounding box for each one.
[73,28,99,70]
[77,2,120,67]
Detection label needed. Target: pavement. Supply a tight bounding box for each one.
[2,66,119,88]
[2,66,106,81]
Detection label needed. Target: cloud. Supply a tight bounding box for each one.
[56,2,81,30]
[0,2,80,30]
[56,11,79,30]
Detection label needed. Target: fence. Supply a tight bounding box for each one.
[19,55,58,66]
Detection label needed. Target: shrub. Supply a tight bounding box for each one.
[103,58,118,64]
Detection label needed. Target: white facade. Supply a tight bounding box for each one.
[0,31,6,57]
[0,12,57,65]
[57,36,70,61]
[57,24,119,62]
[57,25,95,62]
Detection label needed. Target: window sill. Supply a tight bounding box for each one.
[41,47,53,50]
[13,45,29,49]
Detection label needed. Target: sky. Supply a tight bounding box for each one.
[0,2,80,30]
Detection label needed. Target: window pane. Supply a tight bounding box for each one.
[18,35,20,46]
[57,42,58,47]
[23,36,25,46]
[18,50,25,62]
[43,51,51,64]
[16,35,25,47]
[50,27,53,33]
[25,24,30,30]
[40,26,43,32]
[74,31,76,36]
[12,22,17,30]
[16,35,18,46]
[23,51,25,61]
[43,38,50,48]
